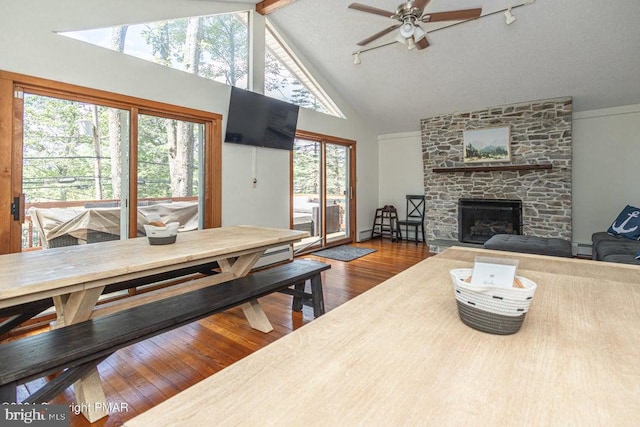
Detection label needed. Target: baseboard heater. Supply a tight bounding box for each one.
[253,245,293,269]
[359,229,372,242]
[574,243,592,257]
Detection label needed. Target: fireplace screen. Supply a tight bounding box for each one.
[458,198,522,244]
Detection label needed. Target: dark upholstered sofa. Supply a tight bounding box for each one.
[592,232,640,265]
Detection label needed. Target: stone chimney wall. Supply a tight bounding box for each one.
[421,97,573,244]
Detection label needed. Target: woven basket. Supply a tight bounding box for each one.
[143,222,179,245]
[450,268,537,335]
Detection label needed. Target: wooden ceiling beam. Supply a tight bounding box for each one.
[256,0,297,15]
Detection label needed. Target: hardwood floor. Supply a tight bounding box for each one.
[22,239,433,426]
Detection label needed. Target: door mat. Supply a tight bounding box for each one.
[311,245,377,262]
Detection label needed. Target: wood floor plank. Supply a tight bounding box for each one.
[11,239,431,426]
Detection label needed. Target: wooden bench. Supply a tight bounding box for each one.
[0,259,330,404]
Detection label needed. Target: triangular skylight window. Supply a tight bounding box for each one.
[264,21,344,118]
[60,12,250,89]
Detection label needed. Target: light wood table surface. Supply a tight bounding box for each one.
[0,225,306,422]
[126,246,640,426]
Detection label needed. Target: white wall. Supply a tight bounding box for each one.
[377,132,424,222]
[0,0,378,239]
[379,105,640,248]
[572,104,640,244]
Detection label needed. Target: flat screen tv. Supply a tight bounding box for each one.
[225,87,300,151]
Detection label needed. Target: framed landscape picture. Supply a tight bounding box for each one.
[463,126,511,163]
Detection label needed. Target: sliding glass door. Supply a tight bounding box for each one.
[20,95,209,250]
[1,71,221,254]
[292,132,355,252]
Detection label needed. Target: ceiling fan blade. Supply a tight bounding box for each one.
[412,0,431,11]
[415,36,430,50]
[356,24,400,46]
[348,3,396,19]
[422,8,482,23]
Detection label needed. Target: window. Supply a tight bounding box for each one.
[265,22,344,118]
[60,12,249,88]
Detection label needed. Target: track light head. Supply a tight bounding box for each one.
[504,8,517,25]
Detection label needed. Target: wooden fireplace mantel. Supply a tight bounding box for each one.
[432,163,553,173]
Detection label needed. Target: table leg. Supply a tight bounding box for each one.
[218,251,274,333]
[53,287,104,325]
[53,287,109,422]
[72,370,109,422]
[240,300,274,333]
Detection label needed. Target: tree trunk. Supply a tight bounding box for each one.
[227,20,236,86]
[108,25,128,199]
[167,120,178,195]
[91,105,103,199]
[169,18,201,197]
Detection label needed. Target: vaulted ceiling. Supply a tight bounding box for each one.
[260,0,640,134]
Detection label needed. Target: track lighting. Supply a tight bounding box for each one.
[504,7,516,25]
[353,51,361,64]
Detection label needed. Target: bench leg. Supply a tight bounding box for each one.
[310,274,325,317]
[0,382,17,403]
[291,281,305,312]
[22,356,109,405]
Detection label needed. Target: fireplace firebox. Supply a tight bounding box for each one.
[458,198,523,244]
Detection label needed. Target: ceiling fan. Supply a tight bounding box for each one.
[349,0,482,50]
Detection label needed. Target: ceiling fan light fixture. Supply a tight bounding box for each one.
[399,22,415,38]
[407,37,416,50]
[504,8,517,25]
[413,25,426,42]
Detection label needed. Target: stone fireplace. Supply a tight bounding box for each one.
[421,97,573,252]
[458,198,523,244]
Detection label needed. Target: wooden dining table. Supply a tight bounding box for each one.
[125,246,640,426]
[0,225,306,422]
